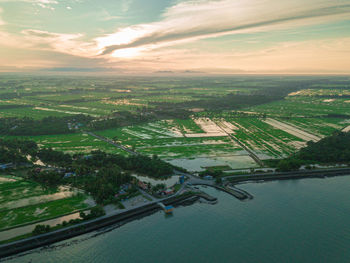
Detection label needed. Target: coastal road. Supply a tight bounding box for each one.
[223,167,350,184]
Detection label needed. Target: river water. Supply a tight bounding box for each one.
[4,176,350,263]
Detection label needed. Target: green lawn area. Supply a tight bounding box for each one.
[0,194,89,230]
[0,179,51,206]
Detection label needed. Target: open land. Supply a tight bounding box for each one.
[1,75,350,250]
[1,76,350,172]
[0,174,92,230]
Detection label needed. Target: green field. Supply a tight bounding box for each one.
[0,175,92,230]
[1,75,350,172]
[0,195,88,229]
[3,133,129,155]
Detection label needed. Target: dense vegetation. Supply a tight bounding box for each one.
[297,131,350,163]
[88,111,156,130]
[155,94,282,112]
[277,131,350,171]
[1,138,173,203]
[0,115,92,136]
[84,166,133,204]
[75,151,173,178]
[0,138,37,164]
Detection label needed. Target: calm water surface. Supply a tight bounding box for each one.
[4,176,350,263]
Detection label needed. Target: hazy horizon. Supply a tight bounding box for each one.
[0,0,350,74]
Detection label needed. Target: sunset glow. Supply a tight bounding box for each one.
[0,0,349,74]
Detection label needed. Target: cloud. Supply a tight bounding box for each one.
[98,0,350,55]
[0,0,58,3]
[1,0,350,74]
[21,29,98,57]
[121,0,133,13]
[0,0,58,9]
[42,67,117,72]
[0,7,5,25]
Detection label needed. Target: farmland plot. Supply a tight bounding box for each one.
[0,175,92,230]
[249,96,350,117]
[282,117,348,136]
[96,121,257,171]
[263,118,322,142]
[226,118,306,158]
[3,133,129,155]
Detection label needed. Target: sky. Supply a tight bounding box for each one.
[0,0,350,74]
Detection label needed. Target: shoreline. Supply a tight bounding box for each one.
[2,167,350,259]
[0,192,213,259]
[225,168,350,185]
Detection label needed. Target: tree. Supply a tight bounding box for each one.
[277,159,301,172]
[32,224,51,235]
[215,176,222,184]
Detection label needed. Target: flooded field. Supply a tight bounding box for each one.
[1,76,350,171]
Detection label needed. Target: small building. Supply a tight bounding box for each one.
[158,202,174,214]
[179,175,185,184]
[164,205,174,213]
[138,181,148,190]
[165,188,174,195]
[160,188,174,196]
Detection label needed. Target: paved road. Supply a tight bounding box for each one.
[174,170,215,186]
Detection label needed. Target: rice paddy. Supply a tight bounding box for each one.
[1,75,350,172]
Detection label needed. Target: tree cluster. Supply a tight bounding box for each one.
[0,138,37,164]
[277,131,350,171]
[84,166,133,204]
[0,115,92,136]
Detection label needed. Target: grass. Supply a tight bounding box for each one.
[2,133,129,155]
[138,143,243,159]
[173,119,204,134]
[280,117,347,136]
[173,184,182,192]
[0,194,89,230]
[227,118,304,157]
[1,77,349,172]
[0,180,52,206]
[249,96,350,117]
